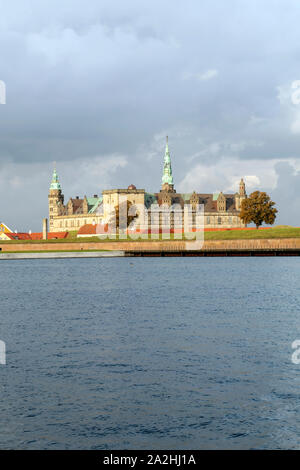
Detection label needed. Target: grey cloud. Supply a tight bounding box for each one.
[271,162,300,225]
[1,1,300,227]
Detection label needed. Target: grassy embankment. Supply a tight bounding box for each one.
[204,226,300,240]
[1,226,300,248]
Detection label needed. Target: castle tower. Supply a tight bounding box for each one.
[235,177,246,210]
[239,178,246,197]
[48,166,64,232]
[161,136,175,192]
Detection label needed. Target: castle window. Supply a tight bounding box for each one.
[218,217,222,225]
[229,216,232,224]
[207,216,210,224]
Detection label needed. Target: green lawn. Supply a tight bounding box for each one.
[204,226,300,240]
[1,226,300,245]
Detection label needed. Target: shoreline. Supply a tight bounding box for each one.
[1,237,300,252]
[0,251,126,259]
[2,244,300,259]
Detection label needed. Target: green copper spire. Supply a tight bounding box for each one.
[50,164,61,190]
[162,136,174,187]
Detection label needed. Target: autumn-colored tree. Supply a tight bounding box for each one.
[239,191,277,229]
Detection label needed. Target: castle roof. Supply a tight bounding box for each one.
[4,232,69,240]
[71,198,84,213]
[59,196,102,216]
[30,232,69,240]
[87,197,103,213]
[77,224,97,235]
[144,191,238,212]
[5,233,32,240]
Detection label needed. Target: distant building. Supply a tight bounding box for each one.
[29,232,69,240]
[0,222,13,240]
[2,232,31,241]
[0,222,13,233]
[0,231,69,241]
[48,138,247,232]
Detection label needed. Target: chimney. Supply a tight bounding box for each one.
[43,218,48,240]
[94,194,98,198]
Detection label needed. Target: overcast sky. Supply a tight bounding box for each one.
[1,0,300,230]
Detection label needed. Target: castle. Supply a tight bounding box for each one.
[48,138,247,232]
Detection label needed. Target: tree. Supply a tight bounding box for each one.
[239,191,278,229]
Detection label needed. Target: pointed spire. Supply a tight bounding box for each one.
[50,164,61,190]
[165,136,170,158]
[162,136,174,188]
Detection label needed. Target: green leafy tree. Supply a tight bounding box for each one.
[240,191,278,229]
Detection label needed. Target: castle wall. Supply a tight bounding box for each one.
[50,214,102,232]
[102,189,145,221]
[204,212,245,228]
[1,238,300,253]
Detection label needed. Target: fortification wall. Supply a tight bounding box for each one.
[1,238,300,252]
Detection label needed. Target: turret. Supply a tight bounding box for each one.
[235,178,246,210]
[48,166,64,231]
[239,178,246,197]
[217,192,226,211]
